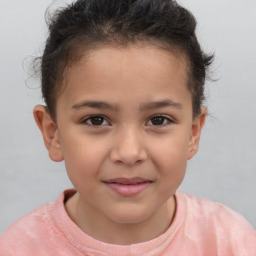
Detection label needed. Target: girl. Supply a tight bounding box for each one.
[1,0,255,255]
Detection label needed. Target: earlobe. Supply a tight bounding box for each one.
[33,105,64,162]
[187,107,207,160]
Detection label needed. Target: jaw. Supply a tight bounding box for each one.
[65,186,176,245]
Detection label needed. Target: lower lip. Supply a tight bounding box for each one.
[104,181,152,196]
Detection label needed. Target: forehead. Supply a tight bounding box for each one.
[58,44,191,111]
[75,44,188,77]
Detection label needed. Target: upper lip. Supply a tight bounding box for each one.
[103,177,152,185]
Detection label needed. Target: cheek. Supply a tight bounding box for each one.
[153,145,187,198]
[151,130,190,158]
[149,134,189,178]
[60,136,107,184]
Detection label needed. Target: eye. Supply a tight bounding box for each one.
[82,115,110,127]
[146,115,173,126]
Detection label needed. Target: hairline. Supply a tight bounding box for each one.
[50,39,196,120]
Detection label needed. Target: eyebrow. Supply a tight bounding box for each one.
[71,99,182,111]
[139,99,183,111]
[72,101,119,111]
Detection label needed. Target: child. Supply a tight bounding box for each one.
[0,0,255,255]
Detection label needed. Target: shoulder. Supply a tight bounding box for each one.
[178,191,254,228]
[175,191,256,254]
[0,202,54,254]
[0,190,77,256]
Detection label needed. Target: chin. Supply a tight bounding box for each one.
[108,207,151,225]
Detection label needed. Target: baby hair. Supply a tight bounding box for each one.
[41,0,214,119]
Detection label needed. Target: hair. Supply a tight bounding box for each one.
[40,0,214,119]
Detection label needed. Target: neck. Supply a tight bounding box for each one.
[65,192,176,245]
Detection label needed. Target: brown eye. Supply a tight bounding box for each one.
[91,116,104,125]
[147,115,172,126]
[151,116,165,125]
[83,116,109,126]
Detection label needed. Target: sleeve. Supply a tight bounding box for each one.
[214,203,256,256]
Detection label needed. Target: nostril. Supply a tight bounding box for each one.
[110,148,147,166]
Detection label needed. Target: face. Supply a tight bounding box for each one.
[34,44,205,241]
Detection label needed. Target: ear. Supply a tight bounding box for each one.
[33,105,64,162]
[187,107,207,160]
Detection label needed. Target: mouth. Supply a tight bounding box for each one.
[103,177,153,197]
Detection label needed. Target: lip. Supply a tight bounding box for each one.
[103,177,153,197]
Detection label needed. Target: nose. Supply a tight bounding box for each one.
[110,127,147,166]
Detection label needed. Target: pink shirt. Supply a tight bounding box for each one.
[0,189,255,256]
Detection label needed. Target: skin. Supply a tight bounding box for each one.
[34,44,206,245]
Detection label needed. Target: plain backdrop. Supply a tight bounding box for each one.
[0,0,255,233]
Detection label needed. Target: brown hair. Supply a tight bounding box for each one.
[40,0,214,119]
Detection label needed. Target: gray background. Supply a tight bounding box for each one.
[0,0,255,234]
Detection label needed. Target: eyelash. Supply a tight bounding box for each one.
[146,115,173,126]
[82,115,110,127]
[81,115,174,127]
